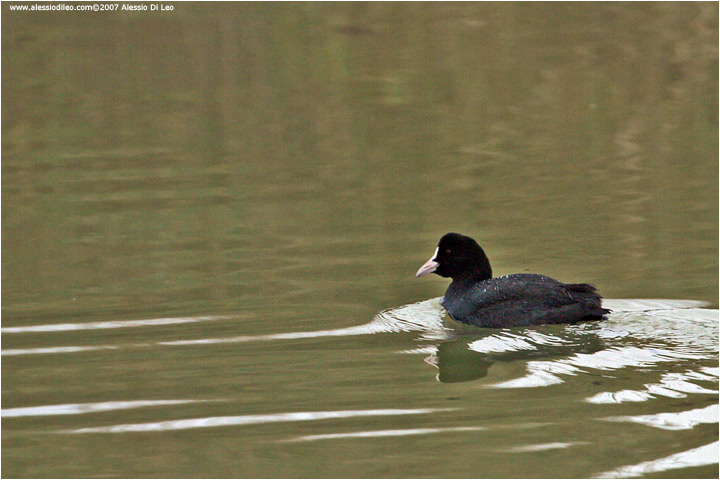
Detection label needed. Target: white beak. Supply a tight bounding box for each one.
[415,248,439,277]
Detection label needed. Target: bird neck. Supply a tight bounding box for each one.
[454,264,492,284]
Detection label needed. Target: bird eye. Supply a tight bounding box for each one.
[445,249,452,255]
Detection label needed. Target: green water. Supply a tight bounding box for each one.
[2,3,718,478]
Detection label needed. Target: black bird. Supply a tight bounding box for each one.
[416,233,609,328]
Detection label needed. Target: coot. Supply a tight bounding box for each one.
[416,233,609,328]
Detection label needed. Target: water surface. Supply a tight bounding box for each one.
[3,3,718,478]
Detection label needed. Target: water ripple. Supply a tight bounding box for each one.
[2,315,228,334]
[468,330,571,354]
[503,442,587,453]
[602,404,719,431]
[61,407,455,434]
[490,346,709,389]
[282,426,483,442]
[4,300,716,367]
[488,305,718,389]
[587,368,719,404]
[2,345,118,356]
[602,299,708,312]
[2,299,445,356]
[3,399,214,418]
[595,441,719,478]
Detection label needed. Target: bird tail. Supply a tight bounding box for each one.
[565,283,598,294]
[565,283,612,316]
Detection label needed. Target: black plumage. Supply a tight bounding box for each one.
[416,233,610,328]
